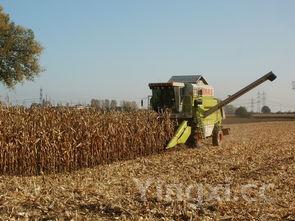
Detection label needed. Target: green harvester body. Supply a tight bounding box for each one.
[149,72,277,148]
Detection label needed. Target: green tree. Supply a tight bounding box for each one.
[110,100,117,110]
[235,106,251,118]
[224,104,236,114]
[91,99,100,109]
[261,106,271,114]
[121,101,138,112]
[0,6,43,88]
[104,99,110,110]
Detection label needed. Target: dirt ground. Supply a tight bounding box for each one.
[0,121,294,220]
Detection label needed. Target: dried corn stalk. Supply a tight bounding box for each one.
[0,107,174,176]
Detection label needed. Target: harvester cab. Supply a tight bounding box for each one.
[149,72,277,148]
[149,76,216,118]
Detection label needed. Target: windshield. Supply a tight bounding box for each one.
[150,88,175,112]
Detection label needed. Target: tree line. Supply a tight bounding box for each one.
[90,99,138,111]
[225,104,272,118]
[27,99,139,112]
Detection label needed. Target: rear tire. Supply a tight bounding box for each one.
[212,125,223,146]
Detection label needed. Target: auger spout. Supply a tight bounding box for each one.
[204,72,277,118]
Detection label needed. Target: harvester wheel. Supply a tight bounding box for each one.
[212,125,223,146]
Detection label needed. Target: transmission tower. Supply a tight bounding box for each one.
[39,88,43,104]
[250,98,255,113]
[262,91,266,107]
[5,95,9,105]
[257,91,261,113]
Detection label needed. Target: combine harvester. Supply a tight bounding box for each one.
[149,72,277,148]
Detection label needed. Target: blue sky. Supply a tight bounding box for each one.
[0,0,294,111]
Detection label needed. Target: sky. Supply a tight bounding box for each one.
[0,0,294,111]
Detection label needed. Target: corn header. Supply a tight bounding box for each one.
[149,72,277,148]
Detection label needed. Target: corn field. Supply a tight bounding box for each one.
[0,107,174,176]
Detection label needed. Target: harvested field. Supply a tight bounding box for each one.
[224,114,295,124]
[0,107,174,176]
[0,121,294,220]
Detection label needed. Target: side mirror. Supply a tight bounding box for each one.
[194,99,202,106]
